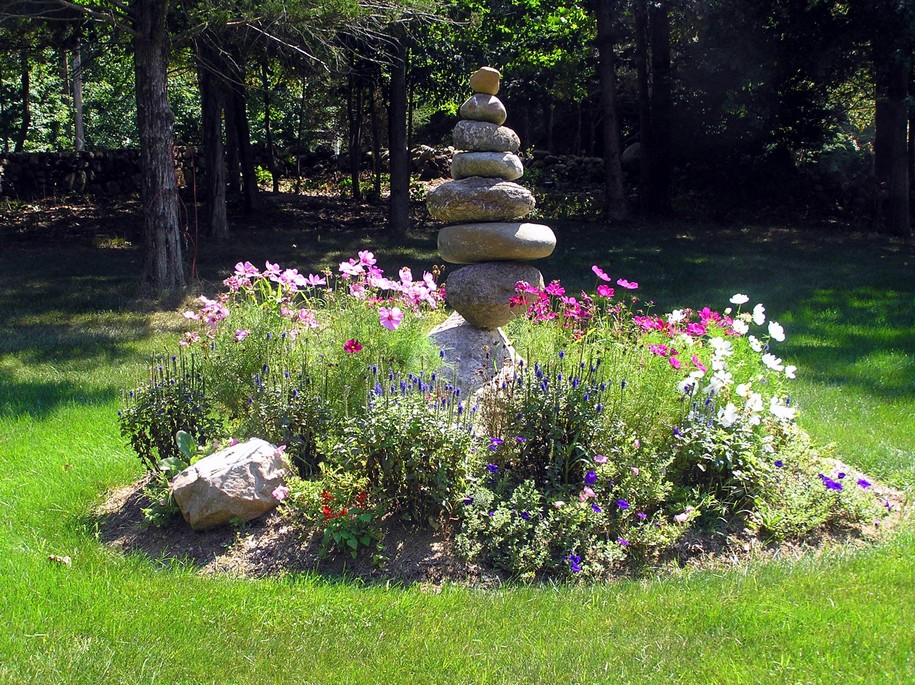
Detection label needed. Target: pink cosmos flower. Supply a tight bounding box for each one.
[180,331,200,346]
[297,309,319,328]
[617,279,638,290]
[649,344,669,357]
[358,250,377,266]
[305,273,326,287]
[399,266,413,284]
[691,355,707,372]
[234,261,260,278]
[592,265,612,282]
[338,259,364,277]
[545,281,566,297]
[183,310,200,320]
[593,454,608,464]
[234,329,249,342]
[669,357,682,369]
[686,322,707,337]
[379,306,404,331]
[343,339,364,354]
[264,260,282,280]
[272,485,289,501]
[274,445,286,458]
[596,284,615,298]
[579,486,596,501]
[228,437,239,446]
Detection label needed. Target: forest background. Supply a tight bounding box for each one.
[0,0,912,291]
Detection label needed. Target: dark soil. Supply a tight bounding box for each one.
[95,464,908,587]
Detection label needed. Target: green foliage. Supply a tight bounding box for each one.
[118,354,222,473]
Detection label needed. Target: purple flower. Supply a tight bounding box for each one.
[462,496,474,505]
[616,499,630,510]
[591,503,602,513]
[637,511,648,521]
[488,437,504,451]
[884,500,893,512]
[819,473,843,491]
[516,436,527,444]
[857,478,871,489]
[837,472,846,479]
[584,471,598,486]
[617,538,630,546]
[774,460,784,468]
[567,554,583,573]
[486,463,499,474]
[520,511,531,520]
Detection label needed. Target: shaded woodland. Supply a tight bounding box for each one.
[0,0,912,290]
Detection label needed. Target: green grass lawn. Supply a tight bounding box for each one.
[1,217,913,684]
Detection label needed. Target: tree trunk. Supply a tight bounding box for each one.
[648,0,672,214]
[72,43,84,151]
[261,62,278,193]
[369,79,382,200]
[873,36,911,237]
[230,72,261,213]
[224,83,241,196]
[388,26,410,238]
[198,42,227,241]
[346,74,363,203]
[633,0,651,212]
[132,0,185,290]
[14,48,30,153]
[595,0,627,220]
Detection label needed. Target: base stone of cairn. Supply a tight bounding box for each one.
[428,66,556,396]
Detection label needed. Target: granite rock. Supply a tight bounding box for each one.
[445,262,544,329]
[452,120,520,153]
[451,151,523,181]
[459,94,507,125]
[427,177,535,223]
[438,222,556,264]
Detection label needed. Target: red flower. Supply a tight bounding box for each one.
[344,338,363,354]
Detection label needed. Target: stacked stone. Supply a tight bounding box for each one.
[427,67,556,330]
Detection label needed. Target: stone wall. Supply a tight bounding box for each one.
[0,148,205,200]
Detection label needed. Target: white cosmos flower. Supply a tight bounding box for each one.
[735,383,752,398]
[762,353,784,371]
[753,303,766,326]
[732,319,749,335]
[784,365,797,379]
[768,321,786,342]
[746,392,764,414]
[718,403,740,428]
[730,293,750,305]
[747,335,763,352]
[769,396,796,421]
[709,337,734,357]
[674,333,695,347]
[668,309,686,324]
[711,358,726,372]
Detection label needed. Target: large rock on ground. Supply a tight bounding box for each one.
[452,120,520,153]
[451,151,523,181]
[170,438,287,531]
[446,262,544,329]
[429,311,519,397]
[459,94,507,125]
[438,222,556,264]
[427,177,535,223]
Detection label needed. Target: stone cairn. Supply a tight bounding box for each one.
[428,67,556,395]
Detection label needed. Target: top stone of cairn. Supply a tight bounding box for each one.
[469,66,501,95]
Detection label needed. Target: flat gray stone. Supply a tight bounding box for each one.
[445,262,544,329]
[438,222,556,264]
[429,311,518,397]
[469,67,501,95]
[453,120,520,153]
[459,94,507,125]
[451,152,523,181]
[427,177,535,223]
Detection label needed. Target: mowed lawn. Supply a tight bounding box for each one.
[1,215,913,684]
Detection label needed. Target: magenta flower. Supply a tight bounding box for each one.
[691,355,707,372]
[545,281,566,297]
[617,279,638,290]
[669,357,682,370]
[596,284,615,298]
[592,265,612,282]
[343,339,363,354]
[379,306,404,331]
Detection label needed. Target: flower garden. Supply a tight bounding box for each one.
[118,251,893,581]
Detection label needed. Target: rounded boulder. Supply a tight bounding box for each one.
[427,177,535,223]
[459,94,507,125]
[445,262,544,329]
[438,222,556,264]
[451,151,523,181]
[452,120,521,153]
[469,66,501,95]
